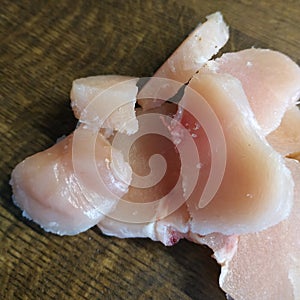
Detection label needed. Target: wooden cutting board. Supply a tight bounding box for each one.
[1,1,299,299]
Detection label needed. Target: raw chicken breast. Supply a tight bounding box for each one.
[205,49,300,135]
[10,9,300,300]
[181,72,293,235]
[71,75,139,134]
[11,75,141,235]
[98,103,190,246]
[155,12,228,82]
[138,11,229,110]
[199,108,300,300]
[98,72,295,240]
[221,159,300,300]
[11,126,132,235]
[10,11,231,239]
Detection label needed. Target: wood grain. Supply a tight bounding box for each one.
[0,1,299,299]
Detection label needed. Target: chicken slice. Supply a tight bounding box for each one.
[71,75,139,134]
[11,126,132,235]
[97,103,190,246]
[205,49,300,135]
[186,112,300,299]
[180,72,293,235]
[221,159,300,300]
[198,108,300,299]
[138,11,229,110]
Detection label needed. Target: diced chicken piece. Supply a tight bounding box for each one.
[10,126,132,235]
[180,72,294,235]
[205,49,300,135]
[138,11,229,110]
[71,75,139,134]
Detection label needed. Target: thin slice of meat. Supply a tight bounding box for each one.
[155,12,229,82]
[10,125,132,235]
[204,49,300,135]
[97,103,190,245]
[71,75,139,134]
[138,11,229,110]
[180,71,294,235]
[203,107,300,300]
[221,159,300,300]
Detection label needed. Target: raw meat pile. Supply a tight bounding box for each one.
[10,12,300,299]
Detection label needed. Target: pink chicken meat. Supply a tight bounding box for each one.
[205,48,300,135]
[11,129,132,235]
[221,118,300,299]
[10,77,140,235]
[67,71,293,241]
[138,11,229,110]
[10,11,300,300]
[71,75,139,135]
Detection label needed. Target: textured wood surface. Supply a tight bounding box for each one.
[1,1,299,299]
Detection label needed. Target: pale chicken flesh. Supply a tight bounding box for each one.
[11,128,132,235]
[221,161,300,300]
[191,111,300,299]
[182,72,293,235]
[71,75,139,135]
[10,11,300,300]
[138,11,229,111]
[205,48,300,135]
